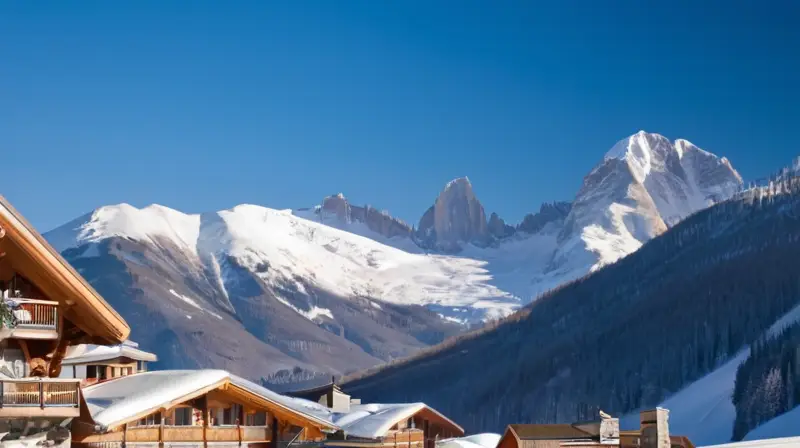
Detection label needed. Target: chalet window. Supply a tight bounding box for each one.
[86,365,107,379]
[246,411,268,426]
[140,413,162,426]
[174,407,193,426]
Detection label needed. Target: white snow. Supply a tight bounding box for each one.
[700,437,800,448]
[82,370,334,430]
[329,403,462,439]
[621,303,800,446]
[62,340,157,365]
[44,132,741,324]
[744,406,800,441]
[437,433,501,448]
[168,289,223,320]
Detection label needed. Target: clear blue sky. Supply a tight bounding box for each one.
[2,1,798,231]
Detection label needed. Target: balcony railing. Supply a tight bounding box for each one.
[8,298,59,330]
[0,378,80,417]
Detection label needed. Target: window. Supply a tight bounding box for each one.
[87,365,97,379]
[212,405,242,426]
[174,407,194,426]
[246,411,268,427]
[140,413,162,426]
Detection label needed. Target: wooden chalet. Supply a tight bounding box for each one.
[0,195,129,441]
[71,370,339,448]
[287,383,463,448]
[59,340,158,386]
[497,408,693,448]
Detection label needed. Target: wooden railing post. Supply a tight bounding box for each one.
[39,381,44,408]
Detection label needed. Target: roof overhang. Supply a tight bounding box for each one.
[0,196,129,344]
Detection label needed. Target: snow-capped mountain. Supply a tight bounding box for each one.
[550,131,742,276]
[340,171,800,445]
[44,130,742,383]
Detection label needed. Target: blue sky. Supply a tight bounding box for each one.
[2,1,798,231]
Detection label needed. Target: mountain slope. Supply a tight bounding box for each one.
[341,177,800,445]
[45,130,742,386]
[550,131,742,276]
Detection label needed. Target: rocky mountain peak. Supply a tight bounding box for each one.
[417,177,489,251]
[517,201,572,234]
[318,193,412,239]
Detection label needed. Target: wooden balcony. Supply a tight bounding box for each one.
[123,426,271,444]
[2,298,59,339]
[0,378,80,418]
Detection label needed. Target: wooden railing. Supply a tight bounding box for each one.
[207,426,240,441]
[8,298,58,330]
[0,378,80,407]
[241,426,270,442]
[163,426,204,441]
[126,427,160,442]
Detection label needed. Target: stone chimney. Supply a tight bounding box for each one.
[598,410,619,444]
[640,408,670,448]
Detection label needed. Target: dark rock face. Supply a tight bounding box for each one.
[319,193,413,239]
[488,212,515,239]
[417,177,490,251]
[517,202,572,234]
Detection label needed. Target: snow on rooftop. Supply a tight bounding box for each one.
[82,370,335,430]
[437,433,501,448]
[64,341,158,365]
[699,437,800,448]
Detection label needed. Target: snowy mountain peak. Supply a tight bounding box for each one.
[551,131,742,275]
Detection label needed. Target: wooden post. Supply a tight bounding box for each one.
[202,395,209,448]
[269,416,278,448]
[159,409,165,448]
[123,423,128,448]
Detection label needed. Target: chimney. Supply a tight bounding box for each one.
[599,411,619,444]
[640,408,670,448]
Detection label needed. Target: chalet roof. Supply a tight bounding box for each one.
[331,403,464,440]
[286,381,344,401]
[508,424,594,440]
[81,369,337,431]
[63,340,158,365]
[697,437,800,448]
[0,195,129,344]
[436,433,501,448]
[620,430,695,448]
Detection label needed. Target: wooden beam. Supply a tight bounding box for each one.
[48,313,70,377]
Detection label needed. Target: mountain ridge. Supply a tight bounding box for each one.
[44,130,742,387]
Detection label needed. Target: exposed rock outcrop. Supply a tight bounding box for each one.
[517,202,572,234]
[488,212,515,239]
[417,177,490,251]
[319,193,413,239]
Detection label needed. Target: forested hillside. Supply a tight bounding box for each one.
[342,177,800,434]
[733,321,800,440]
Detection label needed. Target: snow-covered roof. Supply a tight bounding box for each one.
[437,433,501,448]
[699,437,800,448]
[81,370,336,430]
[63,341,157,365]
[329,403,463,440]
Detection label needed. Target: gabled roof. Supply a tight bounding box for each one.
[507,424,595,440]
[81,369,337,431]
[286,381,343,401]
[330,403,464,440]
[0,196,129,343]
[63,340,158,365]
